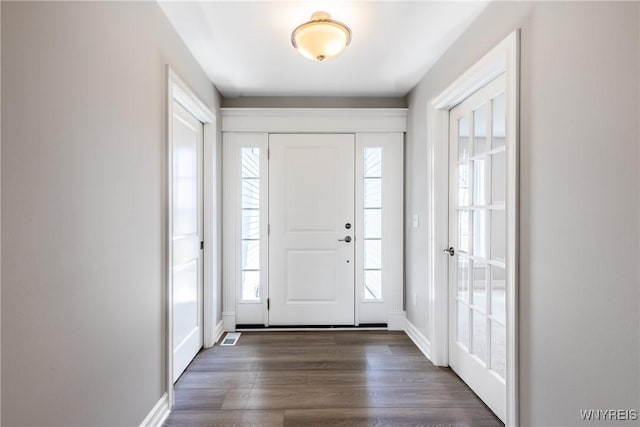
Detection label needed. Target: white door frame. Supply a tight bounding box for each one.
[427,31,520,426]
[166,67,217,409]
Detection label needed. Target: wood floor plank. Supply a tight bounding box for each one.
[283,407,502,427]
[221,386,486,410]
[164,409,284,427]
[165,331,503,427]
[174,389,228,411]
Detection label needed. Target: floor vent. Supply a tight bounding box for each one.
[220,332,241,346]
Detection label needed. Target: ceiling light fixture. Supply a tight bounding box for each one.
[291,11,352,62]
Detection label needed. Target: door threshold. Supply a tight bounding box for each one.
[236,324,388,331]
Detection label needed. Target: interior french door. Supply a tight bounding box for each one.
[268,133,355,325]
[448,74,507,421]
[171,100,203,381]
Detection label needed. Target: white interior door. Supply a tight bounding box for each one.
[448,75,507,420]
[171,101,203,382]
[269,133,355,325]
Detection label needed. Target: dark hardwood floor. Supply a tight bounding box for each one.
[163,331,503,427]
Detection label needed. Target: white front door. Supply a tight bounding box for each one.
[171,101,203,381]
[268,133,355,325]
[448,75,507,420]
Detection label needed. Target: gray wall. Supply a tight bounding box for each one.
[222,96,407,108]
[406,1,640,425]
[1,2,220,426]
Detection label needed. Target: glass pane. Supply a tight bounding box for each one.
[242,209,260,239]
[491,321,506,379]
[364,240,382,269]
[364,270,382,300]
[173,144,197,236]
[364,209,382,239]
[473,159,486,206]
[472,209,487,258]
[472,260,487,312]
[242,178,260,209]
[458,210,469,253]
[241,240,260,270]
[492,93,506,149]
[457,255,470,301]
[491,151,506,204]
[458,162,469,206]
[491,266,506,324]
[241,147,260,178]
[458,115,470,160]
[490,209,505,261]
[241,270,260,301]
[364,178,382,208]
[472,310,487,363]
[457,302,469,349]
[364,147,382,177]
[473,103,488,155]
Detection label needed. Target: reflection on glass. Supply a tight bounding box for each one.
[364,209,381,239]
[364,240,382,270]
[364,178,382,208]
[241,209,260,239]
[472,310,487,363]
[364,270,382,300]
[491,209,505,261]
[242,148,260,177]
[474,103,488,154]
[241,240,260,270]
[457,255,469,300]
[473,209,487,258]
[364,147,382,177]
[492,93,506,149]
[242,178,260,209]
[457,302,469,349]
[458,210,470,253]
[473,261,487,312]
[241,270,260,301]
[458,162,469,206]
[491,321,506,379]
[473,159,486,206]
[458,115,470,160]
[491,266,506,324]
[491,151,506,204]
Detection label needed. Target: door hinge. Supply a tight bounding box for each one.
[267,298,270,310]
[200,241,204,250]
[267,148,270,159]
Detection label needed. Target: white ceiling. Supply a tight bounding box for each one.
[158,1,490,98]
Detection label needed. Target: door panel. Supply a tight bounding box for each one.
[448,75,506,421]
[269,134,355,325]
[171,101,203,382]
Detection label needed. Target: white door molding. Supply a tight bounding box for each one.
[166,66,217,409]
[427,31,520,426]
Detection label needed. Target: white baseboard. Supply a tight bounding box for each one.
[405,319,432,361]
[139,393,170,427]
[222,312,236,331]
[213,319,225,344]
[387,311,407,330]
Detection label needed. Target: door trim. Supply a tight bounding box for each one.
[166,66,217,409]
[427,31,520,426]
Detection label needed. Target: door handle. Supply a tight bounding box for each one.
[339,236,352,243]
[443,246,455,256]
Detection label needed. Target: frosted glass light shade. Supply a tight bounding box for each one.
[291,12,352,62]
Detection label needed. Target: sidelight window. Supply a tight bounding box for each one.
[241,147,261,301]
